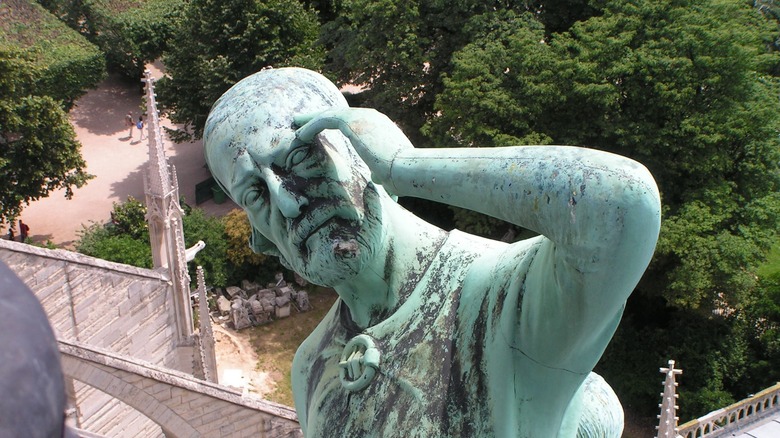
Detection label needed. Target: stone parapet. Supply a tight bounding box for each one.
[60,340,302,438]
[677,382,780,438]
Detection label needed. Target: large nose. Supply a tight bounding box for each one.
[264,171,308,218]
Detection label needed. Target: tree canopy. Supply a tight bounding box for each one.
[1,0,106,108]
[320,0,601,139]
[156,0,323,141]
[37,0,186,79]
[0,1,106,227]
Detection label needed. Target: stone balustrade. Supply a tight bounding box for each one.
[677,382,780,438]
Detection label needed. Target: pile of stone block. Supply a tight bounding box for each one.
[214,275,311,330]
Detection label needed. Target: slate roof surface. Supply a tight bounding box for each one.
[729,415,780,438]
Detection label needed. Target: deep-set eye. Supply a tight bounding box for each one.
[242,185,265,206]
[286,145,311,169]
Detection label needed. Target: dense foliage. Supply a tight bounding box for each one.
[92,0,186,79]
[223,208,288,282]
[323,0,503,139]
[181,207,229,287]
[76,197,152,268]
[0,1,105,226]
[155,0,323,141]
[75,199,288,288]
[38,0,183,79]
[1,0,106,108]
[430,0,780,309]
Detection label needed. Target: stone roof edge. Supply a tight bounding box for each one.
[0,239,169,282]
[59,339,300,422]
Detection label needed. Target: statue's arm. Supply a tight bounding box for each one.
[295,108,661,370]
[396,145,660,370]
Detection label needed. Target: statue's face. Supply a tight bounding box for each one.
[205,68,385,287]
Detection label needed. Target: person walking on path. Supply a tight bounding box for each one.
[137,115,145,140]
[125,112,134,138]
[18,221,29,241]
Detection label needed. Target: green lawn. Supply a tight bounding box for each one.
[757,242,780,278]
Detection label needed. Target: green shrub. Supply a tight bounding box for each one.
[39,0,185,79]
[0,0,106,109]
[182,207,228,287]
[222,208,289,284]
[76,222,152,268]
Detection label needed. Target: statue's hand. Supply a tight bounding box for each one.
[294,108,413,187]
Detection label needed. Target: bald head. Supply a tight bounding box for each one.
[204,67,369,196]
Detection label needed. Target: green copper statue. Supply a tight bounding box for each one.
[204,67,661,437]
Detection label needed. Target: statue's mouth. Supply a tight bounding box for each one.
[291,207,362,255]
[290,182,381,262]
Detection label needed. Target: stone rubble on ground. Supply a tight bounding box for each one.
[213,273,311,330]
[294,273,308,287]
[216,294,232,315]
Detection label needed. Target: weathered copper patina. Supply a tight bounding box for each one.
[204,68,661,437]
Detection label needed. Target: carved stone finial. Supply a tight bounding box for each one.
[656,360,683,438]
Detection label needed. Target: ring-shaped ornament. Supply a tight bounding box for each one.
[339,334,381,392]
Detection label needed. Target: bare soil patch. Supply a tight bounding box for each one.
[213,287,338,406]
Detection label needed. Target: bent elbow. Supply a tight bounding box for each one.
[609,163,662,281]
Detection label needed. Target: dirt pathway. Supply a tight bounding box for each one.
[212,324,275,397]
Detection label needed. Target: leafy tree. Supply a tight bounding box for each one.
[108,196,148,240]
[321,0,594,140]
[3,0,105,109]
[422,10,558,149]
[224,209,266,267]
[321,0,492,138]
[0,2,104,226]
[76,197,151,267]
[300,0,339,22]
[76,223,153,268]
[524,0,602,34]
[37,0,184,79]
[36,0,100,37]
[223,208,289,283]
[755,0,780,75]
[181,207,229,288]
[75,197,231,286]
[428,0,780,309]
[156,0,323,141]
[92,0,186,79]
[0,45,94,228]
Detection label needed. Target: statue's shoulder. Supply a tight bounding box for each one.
[457,231,548,293]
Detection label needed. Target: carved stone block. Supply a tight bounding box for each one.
[216,295,232,316]
[296,291,310,312]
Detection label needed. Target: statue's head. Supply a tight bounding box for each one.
[204,68,386,287]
